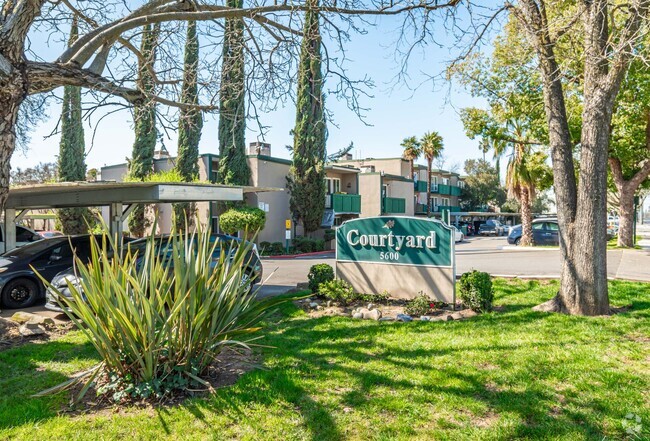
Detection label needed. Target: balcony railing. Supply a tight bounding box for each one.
[415,203,428,214]
[382,197,406,214]
[414,181,428,192]
[325,193,361,213]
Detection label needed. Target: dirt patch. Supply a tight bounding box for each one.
[624,333,650,344]
[0,317,73,351]
[62,347,259,416]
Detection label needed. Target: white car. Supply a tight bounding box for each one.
[0,225,42,253]
[452,226,464,243]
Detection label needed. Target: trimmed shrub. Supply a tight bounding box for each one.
[358,290,391,304]
[270,242,285,255]
[323,229,335,242]
[219,207,266,236]
[458,270,493,312]
[308,263,334,293]
[319,279,356,305]
[259,241,272,255]
[405,293,433,316]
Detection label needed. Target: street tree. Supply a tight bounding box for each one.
[608,60,650,247]
[289,0,327,234]
[460,159,506,211]
[174,20,203,231]
[420,131,444,216]
[57,16,92,235]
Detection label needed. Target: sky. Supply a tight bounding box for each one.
[13,13,492,175]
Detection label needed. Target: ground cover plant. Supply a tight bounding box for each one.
[0,279,648,439]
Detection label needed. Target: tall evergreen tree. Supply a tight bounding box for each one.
[217,0,250,187]
[174,20,203,230]
[127,23,160,237]
[289,0,327,234]
[57,16,91,234]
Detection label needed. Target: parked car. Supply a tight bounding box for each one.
[0,235,98,309]
[45,234,263,312]
[452,226,464,243]
[0,224,42,252]
[38,231,64,239]
[507,219,560,246]
[478,219,505,236]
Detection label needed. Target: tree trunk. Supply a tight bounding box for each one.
[520,187,533,246]
[426,158,432,216]
[616,185,636,248]
[0,78,25,209]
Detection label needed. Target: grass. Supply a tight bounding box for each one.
[607,235,643,249]
[1,280,649,440]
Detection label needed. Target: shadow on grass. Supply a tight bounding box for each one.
[0,337,98,430]
[2,280,649,439]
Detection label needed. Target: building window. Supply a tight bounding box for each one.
[430,197,438,210]
[443,197,450,206]
[326,178,341,194]
[442,177,449,185]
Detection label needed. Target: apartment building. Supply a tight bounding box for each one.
[99,146,464,242]
[334,157,464,217]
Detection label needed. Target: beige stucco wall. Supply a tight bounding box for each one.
[247,157,291,243]
[385,179,415,216]
[358,174,382,217]
[337,261,455,302]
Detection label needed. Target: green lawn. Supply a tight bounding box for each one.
[1,279,649,440]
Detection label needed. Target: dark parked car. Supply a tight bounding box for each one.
[458,221,476,236]
[45,234,263,312]
[0,235,98,309]
[507,219,560,246]
[478,219,505,236]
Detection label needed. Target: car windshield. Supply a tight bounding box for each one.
[3,237,67,258]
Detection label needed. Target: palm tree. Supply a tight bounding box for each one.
[401,136,421,179]
[420,131,444,216]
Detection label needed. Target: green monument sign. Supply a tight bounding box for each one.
[336,216,456,302]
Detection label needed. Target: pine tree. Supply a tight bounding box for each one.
[57,16,91,234]
[127,23,160,237]
[174,20,203,230]
[217,0,250,187]
[289,0,327,234]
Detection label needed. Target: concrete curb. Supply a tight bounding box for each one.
[262,250,334,260]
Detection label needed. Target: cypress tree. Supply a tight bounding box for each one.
[57,16,91,234]
[127,23,160,237]
[289,1,327,234]
[174,20,203,230]
[217,0,250,187]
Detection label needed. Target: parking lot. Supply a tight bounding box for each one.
[257,235,650,297]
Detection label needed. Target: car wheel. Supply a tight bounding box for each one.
[240,270,255,294]
[2,278,40,309]
[514,237,521,246]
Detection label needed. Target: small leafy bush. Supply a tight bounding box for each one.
[308,263,334,293]
[458,270,493,312]
[358,290,391,304]
[318,278,356,305]
[219,207,266,236]
[405,293,433,316]
[259,241,272,255]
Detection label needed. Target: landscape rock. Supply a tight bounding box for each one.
[396,314,413,322]
[419,316,431,321]
[444,315,454,321]
[379,317,395,322]
[352,312,364,319]
[451,312,464,321]
[367,303,375,310]
[326,301,332,308]
[309,302,319,309]
[363,309,382,321]
[461,309,478,318]
[18,323,46,337]
[26,316,55,326]
[10,311,39,324]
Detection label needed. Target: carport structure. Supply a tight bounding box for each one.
[3,182,279,252]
